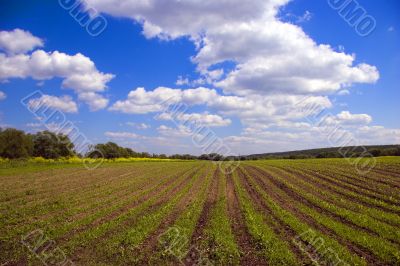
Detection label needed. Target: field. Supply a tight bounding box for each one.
[1,157,400,265]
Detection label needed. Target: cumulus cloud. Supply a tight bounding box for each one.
[27,94,78,113]
[126,122,151,130]
[110,86,332,128]
[319,111,372,127]
[26,122,42,128]
[157,125,192,138]
[78,92,109,111]
[82,0,287,38]
[223,119,398,155]
[109,87,218,114]
[84,0,379,97]
[0,50,114,92]
[87,0,388,154]
[0,91,6,100]
[334,111,372,125]
[158,112,231,127]
[296,10,313,23]
[105,131,140,139]
[176,76,190,86]
[0,29,43,54]
[356,126,400,144]
[3,3,388,154]
[0,29,114,110]
[337,89,350,96]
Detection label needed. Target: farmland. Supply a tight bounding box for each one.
[1,157,400,265]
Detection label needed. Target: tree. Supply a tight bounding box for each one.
[33,131,75,159]
[93,142,121,159]
[91,142,140,159]
[0,128,33,159]
[370,149,381,157]
[198,153,223,161]
[125,148,137,157]
[57,133,75,157]
[140,152,151,158]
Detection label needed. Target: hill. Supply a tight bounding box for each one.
[240,145,400,160]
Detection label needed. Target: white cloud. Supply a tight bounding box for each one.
[0,50,114,92]
[337,89,350,96]
[109,86,219,114]
[157,125,193,138]
[85,0,379,97]
[0,29,114,110]
[176,76,190,86]
[158,112,231,127]
[4,3,389,154]
[356,126,400,144]
[284,10,313,24]
[27,94,78,113]
[323,111,372,126]
[25,122,75,135]
[336,111,372,125]
[83,0,288,38]
[0,91,6,100]
[26,122,42,128]
[297,10,312,23]
[126,122,151,130]
[0,29,43,54]
[105,131,141,139]
[222,118,398,155]
[111,86,333,129]
[85,0,384,155]
[104,130,196,155]
[109,87,178,114]
[78,92,109,111]
[213,43,378,96]
[179,113,231,127]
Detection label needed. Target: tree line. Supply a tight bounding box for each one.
[1,127,399,161]
[235,145,400,160]
[0,128,75,159]
[0,128,197,160]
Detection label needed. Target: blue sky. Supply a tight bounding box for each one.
[0,0,399,155]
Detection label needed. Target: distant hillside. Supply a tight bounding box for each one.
[241,145,400,160]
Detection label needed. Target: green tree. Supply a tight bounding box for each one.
[33,131,75,159]
[88,142,139,159]
[0,128,33,158]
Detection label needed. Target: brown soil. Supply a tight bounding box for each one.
[182,167,220,265]
[225,169,267,265]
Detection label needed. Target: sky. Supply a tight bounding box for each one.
[0,0,399,155]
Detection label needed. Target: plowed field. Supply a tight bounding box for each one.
[1,158,399,265]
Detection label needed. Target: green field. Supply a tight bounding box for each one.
[1,157,399,265]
